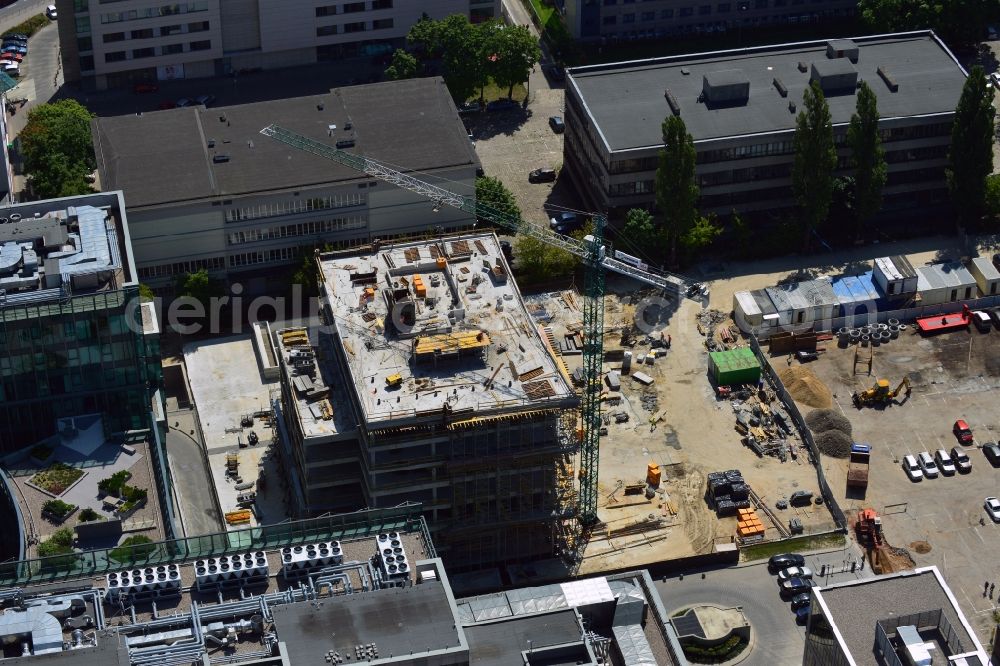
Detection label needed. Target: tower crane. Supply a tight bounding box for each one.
[260,124,691,526]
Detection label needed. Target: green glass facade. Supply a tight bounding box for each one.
[0,285,160,452]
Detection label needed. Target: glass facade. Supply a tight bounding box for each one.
[0,285,161,453]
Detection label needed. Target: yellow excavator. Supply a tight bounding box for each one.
[852,377,911,408]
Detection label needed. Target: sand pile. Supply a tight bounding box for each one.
[806,408,854,458]
[778,366,832,409]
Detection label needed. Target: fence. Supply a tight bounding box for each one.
[0,503,430,588]
[748,334,848,532]
[750,294,1000,340]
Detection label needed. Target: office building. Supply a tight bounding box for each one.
[0,192,161,452]
[57,0,497,90]
[91,77,479,289]
[563,32,965,218]
[272,232,581,571]
[803,565,988,666]
[0,501,680,666]
[563,0,856,42]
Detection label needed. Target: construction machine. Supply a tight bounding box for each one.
[855,507,883,548]
[852,377,911,408]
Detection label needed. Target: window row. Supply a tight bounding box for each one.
[101,21,209,43]
[227,216,367,245]
[225,194,366,223]
[105,40,209,61]
[698,162,792,187]
[318,19,393,36]
[229,238,368,268]
[316,0,392,15]
[100,2,209,24]
[137,256,226,280]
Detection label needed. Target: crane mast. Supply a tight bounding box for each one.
[260,124,688,527]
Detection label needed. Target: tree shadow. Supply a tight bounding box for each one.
[465,109,533,140]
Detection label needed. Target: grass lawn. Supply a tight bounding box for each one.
[479,80,528,103]
[740,532,846,563]
[30,462,83,495]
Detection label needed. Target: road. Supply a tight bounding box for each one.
[0,0,51,34]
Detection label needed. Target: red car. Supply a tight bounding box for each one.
[954,419,974,445]
[1,52,22,62]
[134,82,159,94]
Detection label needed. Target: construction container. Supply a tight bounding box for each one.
[646,463,661,486]
[385,373,402,387]
[969,257,1000,297]
[708,348,761,386]
[413,275,427,298]
[872,256,918,298]
[733,291,763,329]
[792,279,839,323]
[917,262,977,306]
[605,371,621,391]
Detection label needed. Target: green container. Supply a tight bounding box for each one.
[709,347,761,386]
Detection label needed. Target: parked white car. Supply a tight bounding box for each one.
[986,497,1000,522]
[777,566,813,581]
[902,454,923,481]
[917,451,938,478]
[934,449,956,476]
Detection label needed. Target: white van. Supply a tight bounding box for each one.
[917,451,938,478]
[902,454,922,481]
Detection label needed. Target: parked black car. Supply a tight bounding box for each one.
[790,592,811,610]
[768,553,805,572]
[780,577,817,597]
[529,168,556,183]
[984,443,1000,467]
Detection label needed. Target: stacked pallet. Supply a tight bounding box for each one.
[736,507,765,540]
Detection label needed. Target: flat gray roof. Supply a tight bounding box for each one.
[316,233,576,428]
[93,77,476,208]
[465,609,583,666]
[816,567,984,665]
[568,31,966,152]
[271,580,461,663]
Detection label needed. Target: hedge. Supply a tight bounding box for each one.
[8,14,50,38]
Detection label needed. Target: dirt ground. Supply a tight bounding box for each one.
[788,324,1000,644]
[527,278,838,575]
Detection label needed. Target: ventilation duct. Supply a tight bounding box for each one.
[826,39,859,63]
[810,59,858,95]
[702,70,750,106]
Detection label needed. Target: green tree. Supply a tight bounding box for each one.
[622,208,661,255]
[655,116,700,265]
[986,173,1000,217]
[138,284,156,302]
[858,0,999,47]
[475,175,520,224]
[406,14,486,102]
[20,100,96,200]
[847,81,887,237]
[484,23,541,99]
[384,49,419,81]
[293,244,333,295]
[947,65,996,231]
[792,81,837,253]
[514,221,592,285]
[176,268,221,308]
[680,215,722,254]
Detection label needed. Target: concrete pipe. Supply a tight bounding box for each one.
[898,324,908,331]
[888,318,900,327]
[889,326,900,339]
[861,335,870,347]
[871,336,881,347]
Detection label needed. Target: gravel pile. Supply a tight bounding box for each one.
[806,408,854,458]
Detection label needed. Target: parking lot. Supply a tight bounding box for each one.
[469,65,577,227]
[792,325,1000,642]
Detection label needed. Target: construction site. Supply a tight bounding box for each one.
[273,233,581,573]
[762,314,1000,642]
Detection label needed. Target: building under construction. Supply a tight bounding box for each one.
[274,232,580,571]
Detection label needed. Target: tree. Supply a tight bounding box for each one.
[680,215,722,254]
[176,268,221,307]
[858,0,998,48]
[384,49,419,81]
[406,14,487,102]
[484,23,541,99]
[293,244,333,295]
[987,173,1000,217]
[655,116,700,265]
[20,100,96,200]
[792,81,837,253]
[947,65,996,231]
[475,175,520,223]
[622,208,661,256]
[138,284,156,302]
[847,81,887,237]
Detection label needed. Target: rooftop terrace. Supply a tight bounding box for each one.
[316,233,577,428]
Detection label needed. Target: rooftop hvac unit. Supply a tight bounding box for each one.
[105,564,181,600]
[375,532,410,580]
[280,540,343,578]
[195,551,269,590]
